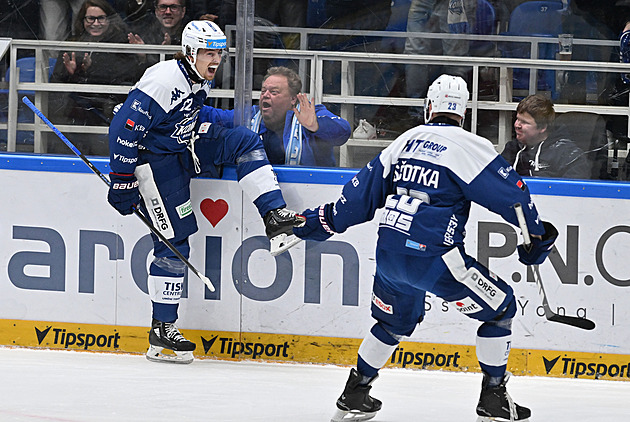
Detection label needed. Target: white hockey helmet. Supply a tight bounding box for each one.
[424,74,469,125]
[181,20,227,78]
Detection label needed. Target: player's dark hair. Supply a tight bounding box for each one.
[516,94,555,129]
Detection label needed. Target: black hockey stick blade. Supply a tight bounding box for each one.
[534,265,595,330]
[514,203,596,331]
[546,314,596,330]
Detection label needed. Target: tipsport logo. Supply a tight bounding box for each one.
[390,346,461,369]
[35,326,121,350]
[201,335,289,360]
[543,355,630,380]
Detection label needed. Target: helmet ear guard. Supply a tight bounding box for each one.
[424,74,469,126]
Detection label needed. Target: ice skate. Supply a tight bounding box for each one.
[476,372,530,422]
[146,318,196,364]
[330,368,381,422]
[263,208,306,256]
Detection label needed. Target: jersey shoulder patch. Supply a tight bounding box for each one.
[133,60,191,113]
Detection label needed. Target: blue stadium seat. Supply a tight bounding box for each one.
[0,56,41,147]
[499,1,565,99]
[470,0,497,56]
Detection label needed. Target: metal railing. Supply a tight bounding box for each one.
[1,30,629,169]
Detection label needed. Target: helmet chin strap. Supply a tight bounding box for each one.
[184,55,204,83]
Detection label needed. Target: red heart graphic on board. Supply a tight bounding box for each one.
[200,198,229,227]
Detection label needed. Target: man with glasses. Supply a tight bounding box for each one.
[128,0,189,50]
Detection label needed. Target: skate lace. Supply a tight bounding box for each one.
[164,323,186,342]
[504,391,517,422]
[275,208,295,219]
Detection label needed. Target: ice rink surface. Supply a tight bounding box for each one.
[1,346,629,421]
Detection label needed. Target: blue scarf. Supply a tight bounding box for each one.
[251,107,303,165]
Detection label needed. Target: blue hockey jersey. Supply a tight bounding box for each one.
[327,122,545,257]
[109,60,211,174]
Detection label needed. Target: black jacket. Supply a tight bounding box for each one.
[501,124,592,179]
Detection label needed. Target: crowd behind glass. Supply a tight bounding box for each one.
[1,0,630,181]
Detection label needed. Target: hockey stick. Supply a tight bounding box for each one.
[22,97,215,292]
[513,203,595,330]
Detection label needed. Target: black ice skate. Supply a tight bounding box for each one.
[330,368,382,422]
[263,208,306,256]
[146,318,196,364]
[476,372,531,422]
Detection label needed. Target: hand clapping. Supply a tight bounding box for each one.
[62,52,91,75]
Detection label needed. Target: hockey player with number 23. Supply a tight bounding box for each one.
[107,20,305,364]
[294,75,558,421]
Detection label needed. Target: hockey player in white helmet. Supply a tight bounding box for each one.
[107,20,305,364]
[293,74,558,421]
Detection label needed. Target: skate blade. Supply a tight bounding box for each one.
[330,408,377,422]
[477,417,530,422]
[146,345,194,364]
[269,233,302,256]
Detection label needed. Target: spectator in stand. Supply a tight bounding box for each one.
[200,66,351,167]
[127,0,189,56]
[404,0,476,124]
[501,95,591,179]
[49,0,144,155]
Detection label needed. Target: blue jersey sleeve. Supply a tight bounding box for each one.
[327,154,393,233]
[108,89,163,174]
[198,105,236,128]
[465,155,544,236]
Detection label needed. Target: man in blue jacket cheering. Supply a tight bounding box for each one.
[201,66,352,167]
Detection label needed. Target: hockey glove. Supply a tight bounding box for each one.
[108,172,140,216]
[293,203,336,241]
[517,221,558,266]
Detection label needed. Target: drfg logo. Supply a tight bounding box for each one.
[201,335,289,359]
[35,326,121,350]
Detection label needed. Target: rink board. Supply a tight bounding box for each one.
[2,318,630,381]
[2,154,630,381]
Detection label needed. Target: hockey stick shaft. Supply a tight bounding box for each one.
[513,203,594,330]
[22,96,215,292]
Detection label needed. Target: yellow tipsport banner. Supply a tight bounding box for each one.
[2,319,629,381]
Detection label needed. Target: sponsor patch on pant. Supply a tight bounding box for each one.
[450,296,482,314]
[372,293,393,314]
[176,199,193,219]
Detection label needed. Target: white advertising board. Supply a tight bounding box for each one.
[1,159,630,356]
